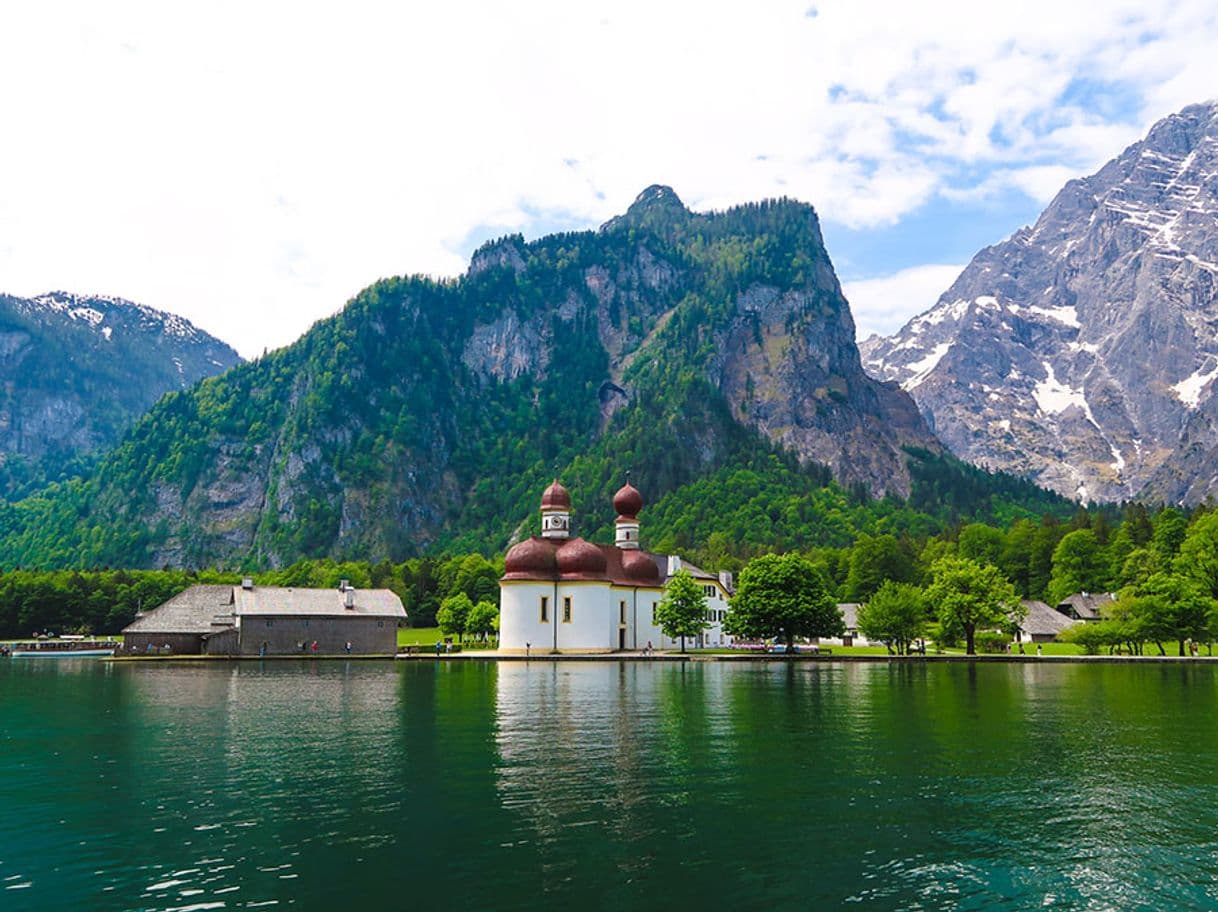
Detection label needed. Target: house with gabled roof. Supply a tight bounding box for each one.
[122,580,406,655]
[1055,592,1115,623]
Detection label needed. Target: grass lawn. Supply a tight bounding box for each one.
[396,627,497,650]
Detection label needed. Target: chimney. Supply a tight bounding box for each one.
[339,578,349,591]
[241,577,254,590]
[666,555,681,576]
[345,586,355,610]
[718,571,734,593]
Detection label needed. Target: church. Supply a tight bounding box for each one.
[498,479,734,654]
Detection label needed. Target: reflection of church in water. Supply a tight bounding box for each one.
[498,479,734,654]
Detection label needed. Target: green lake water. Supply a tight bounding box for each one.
[2,659,1218,911]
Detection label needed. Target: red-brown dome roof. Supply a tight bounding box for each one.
[504,537,558,577]
[622,549,661,583]
[556,537,608,576]
[540,479,571,511]
[613,482,644,519]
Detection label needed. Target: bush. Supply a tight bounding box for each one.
[974,630,1011,654]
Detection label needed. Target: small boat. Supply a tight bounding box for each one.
[6,639,119,657]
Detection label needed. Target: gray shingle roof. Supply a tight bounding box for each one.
[1055,592,1115,620]
[123,584,407,635]
[1017,600,1077,637]
[123,585,235,634]
[233,586,406,618]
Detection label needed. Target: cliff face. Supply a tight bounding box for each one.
[0,291,241,497]
[861,101,1218,503]
[2,186,940,569]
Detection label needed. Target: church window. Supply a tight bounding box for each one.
[619,600,627,624]
[540,596,549,623]
[562,597,572,623]
[651,603,658,625]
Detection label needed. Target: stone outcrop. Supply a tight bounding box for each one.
[861,101,1218,503]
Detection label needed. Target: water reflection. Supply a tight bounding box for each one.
[4,660,1218,910]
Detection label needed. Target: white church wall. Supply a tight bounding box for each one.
[499,581,558,653]
[553,582,615,653]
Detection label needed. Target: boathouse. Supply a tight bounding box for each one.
[122,580,406,655]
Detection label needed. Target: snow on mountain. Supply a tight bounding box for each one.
[860,101,1218,503]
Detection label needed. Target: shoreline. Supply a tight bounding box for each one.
[93,652,1218,665]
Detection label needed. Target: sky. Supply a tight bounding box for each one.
[1,1,1216,358]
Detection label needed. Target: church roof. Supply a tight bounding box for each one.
[502,537,664,587]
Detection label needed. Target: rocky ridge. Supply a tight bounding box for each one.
[1,186,943,568]
[860,101,1218,503]
[0,291,241,496]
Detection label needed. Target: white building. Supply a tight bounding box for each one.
[498,479,734,654]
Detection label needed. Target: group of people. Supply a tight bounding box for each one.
[287,640,355,655]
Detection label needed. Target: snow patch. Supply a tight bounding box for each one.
[1023,304,1080,328]
[101,326,113,341]
[1033,362,1090,420]
[901,342,952,391]
[1172,362,1218,408]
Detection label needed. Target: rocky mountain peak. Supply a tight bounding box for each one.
[0,290,241,498]
[600,184,690,235]
[467,235,528,277]
[860,100,1218,503]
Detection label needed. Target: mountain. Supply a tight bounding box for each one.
[0,187,954,569]
[0,291,241,498]
[860,101,1218,504]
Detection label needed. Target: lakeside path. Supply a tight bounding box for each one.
[98,652,1218,665]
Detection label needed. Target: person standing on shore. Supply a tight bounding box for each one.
[525,642,530,657]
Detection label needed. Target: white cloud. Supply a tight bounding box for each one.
[844,264,966,341]
[0,1,1215,355]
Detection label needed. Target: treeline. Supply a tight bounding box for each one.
[7,484,1217,650]
[0,555,503,638]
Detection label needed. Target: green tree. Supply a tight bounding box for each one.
[436,592,473,643]
[725,553,843,649]
[1129,572,1215,656]
[1047,529,1106,605]
[1152,508,1188,562]
[843,534,916,601]
[655,568,708,653]
[465,599,499,643]
[856,581,925,655]
[958,523,1004,568]
[1175,511,1218,598]
[925,556,1019,655]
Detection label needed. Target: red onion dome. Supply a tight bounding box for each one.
[622,549,661,582]
[556,537,608,576]
[613,482,644,519]
[540,479,572,511]
[504,537,558,576]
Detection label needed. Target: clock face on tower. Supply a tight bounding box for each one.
[548,515,568,530]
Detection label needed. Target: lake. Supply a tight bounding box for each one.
[2,658,1217,910]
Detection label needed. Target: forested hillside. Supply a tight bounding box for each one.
[0,187,963,570]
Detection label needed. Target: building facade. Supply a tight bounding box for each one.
[499,480,734,654]
[122,581,406,655]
